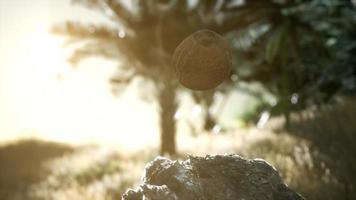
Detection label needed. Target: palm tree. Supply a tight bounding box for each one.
[52,0,354,154]
[52,0,234,155]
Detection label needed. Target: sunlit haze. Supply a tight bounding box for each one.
[1,1,354,199]
[0,0,250,150]
[0,0,161,150]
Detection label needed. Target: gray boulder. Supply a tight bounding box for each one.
[122,154,304,200]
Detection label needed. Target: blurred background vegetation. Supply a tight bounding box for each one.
[0,0,355,199]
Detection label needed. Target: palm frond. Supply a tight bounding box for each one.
[52,21,119,42]
[68,41,120,65]
[72,0,134,29]
[232,22,271,50]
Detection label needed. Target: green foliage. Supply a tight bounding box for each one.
[238,99,270,124]
[226,0,356,125]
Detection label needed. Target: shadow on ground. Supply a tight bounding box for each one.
[0,139,73,199]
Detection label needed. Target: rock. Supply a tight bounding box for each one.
[122,155,304,200]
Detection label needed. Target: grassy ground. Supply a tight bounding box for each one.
[0,140,73,200]
[0,101,355,200]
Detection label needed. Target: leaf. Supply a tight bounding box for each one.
[265,22,289,64]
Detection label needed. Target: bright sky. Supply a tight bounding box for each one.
[0,0,161,149]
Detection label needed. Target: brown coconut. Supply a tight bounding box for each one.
[172,29,232,90]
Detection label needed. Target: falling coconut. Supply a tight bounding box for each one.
[172,29,232,90]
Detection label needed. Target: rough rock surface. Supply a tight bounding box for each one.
[122,155,304,200]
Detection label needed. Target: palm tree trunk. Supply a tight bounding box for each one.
[203,110,216,131]
[158,80,177,156]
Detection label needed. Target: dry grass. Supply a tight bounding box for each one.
[0,99,355,200]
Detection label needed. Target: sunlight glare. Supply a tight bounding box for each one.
[3,26,159,151]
